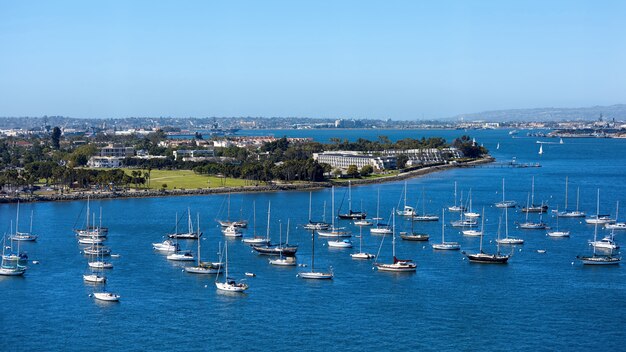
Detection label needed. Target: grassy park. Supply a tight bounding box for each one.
[121,169,248,190]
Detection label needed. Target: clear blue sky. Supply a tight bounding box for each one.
[1,0,625,119]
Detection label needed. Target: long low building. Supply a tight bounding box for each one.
[313,147,462,171]
[313,151,396,171]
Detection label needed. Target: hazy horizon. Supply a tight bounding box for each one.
[1,1,625,119]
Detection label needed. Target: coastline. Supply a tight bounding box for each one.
[0,156,494,204]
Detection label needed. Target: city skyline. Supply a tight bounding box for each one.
[1,0,625,119]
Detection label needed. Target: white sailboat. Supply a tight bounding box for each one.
[351,225,375,259]
[374,209,417,272]
[303,192,330,230]
[0,235,26,276]
[318,187,351,238]
[495,178,517,208]
[217,193,248,228]
[243,201,271,245]
[557,178,585,218]
[538,143,543,155]
[462,207,484,237]
[547,207,570,237]
[269,220,298,266]
[298,227,333,279]
[497,207,524,244]
[463,189,480,218]
[432,210,460,250]
[448,182,466,212]
[605,201,626,230]
[413,188,439,221]
[371,189,392,235]
[519,193,547,229]
[215,242,249,292]
[169,208,201,239]
[578,189,620,265]
[396,181,417,217]
[10,204,38,241]
[185,214,221,274]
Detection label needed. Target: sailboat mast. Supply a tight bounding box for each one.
[505,206,509,239]
[311,228,315,272]
[252,200,256,237]
[479,208,485,251]
[188,208,192,234]
[15,201,20,234]
[266,201,271,241]
[576,187,581,212]
[30,210,34,233]
[348,181,352,211]
[331,186,335,228]
[531,177,535,205]
[564,176,569,210]
[454,181,458,207]
[308,192,312,222]
[392,209,396,258]
[441,209,445,242]
[197,213,201,266]
[593,189,600,255]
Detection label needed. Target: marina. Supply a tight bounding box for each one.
[2,129,625,351]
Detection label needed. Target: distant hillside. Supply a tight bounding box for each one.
[452,104,626,122]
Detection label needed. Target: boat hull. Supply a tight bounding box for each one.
[298,272,333,279]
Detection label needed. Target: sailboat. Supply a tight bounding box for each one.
[374,209,417,272]
[400,209,430,241]
[413,188,439,221]
[496,207,524,244]
[354,200,373,226]
[83,237,107,283]
[318,187,351,238]
[166,220,195,261]
[338,181,367,220]
[448,182,466,212]
[303,192,330,230]
[463,208,511,264]
[0,235,26,276]
[75,198,108,238]
[463,189,480,219]
[396,181,417,217]
[495,178,517,208]
[605,201,626,230]
[556,178,585,217]
[269,220,298,266]
[10,204,38,241]
[462,207,484,237]
[215,242,249,292]
[185,214,221,274]
[169,208,201,239]
[519,193,547,229]
[451,194,478,229]
[217,193,248,228]
[585,195,614,224]
[538,143,543,155]
[251,201,298,256]
[371,189,392,235]
[577,189,621,265]
[521,176,548,213]
[432,210,460,250]
[243,201,271,245]
[547,207,570,237]
[298,227,333,279]
[351,225,375,259]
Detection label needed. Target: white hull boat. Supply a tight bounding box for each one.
[298,272,333,279]
[88,261,113,269]
[327,239,353,248]
[0,266,26,276]
[605,222,626,230]
[215,281,249,292]
[83,274,106,283]
[354,219,373,226]
[318,228,351,237]
[370,227,392,235]
[269,257,297,266]
[462,229,482,236]
[547,231,570,237]
[93,292,120,302]
[152,240,179,252]
[167,251,195,261]
[351,252,375,259]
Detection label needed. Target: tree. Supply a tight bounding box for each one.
[360,164,374,176]
[51,127,61,150]
[397,154,409,169]
[346,164,359,178]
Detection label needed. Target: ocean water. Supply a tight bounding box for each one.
[1,130,625,351]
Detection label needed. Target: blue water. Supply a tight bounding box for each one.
[2,130,625,351]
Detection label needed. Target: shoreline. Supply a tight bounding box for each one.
[0,156,494,204]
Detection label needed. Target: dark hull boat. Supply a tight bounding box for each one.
[400,232,429,241]
[338,210,367,220]
[464,251,509,264]
[251,244,298,257]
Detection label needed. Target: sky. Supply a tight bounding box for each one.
[1,0,625,120]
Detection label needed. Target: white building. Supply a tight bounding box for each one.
[313,151,396,171]
[100,144,135,157]
[173,149,215,161]
[87,156,123,168]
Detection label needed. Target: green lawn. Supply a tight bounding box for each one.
[121,169,248,189]
[332,171,401,183]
